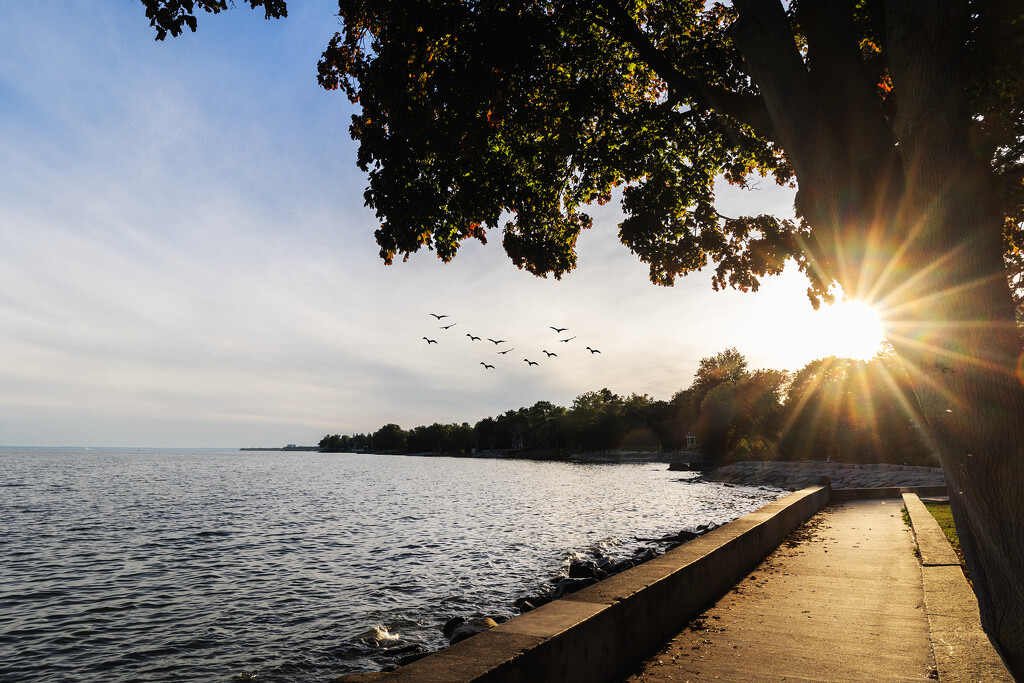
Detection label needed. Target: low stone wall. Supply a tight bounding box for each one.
[902,493,1013,681]
[703,460,945,490]
[334,486,830,683]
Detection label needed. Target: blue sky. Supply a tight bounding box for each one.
[0,3,881,447]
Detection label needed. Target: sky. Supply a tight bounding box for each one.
[0,2,884,448]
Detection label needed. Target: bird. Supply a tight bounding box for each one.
[550,327,567,333]
[487,338,506,345]
[430,313,449,320]
[560,336,577,342]
[440,323,457,329]
[423,337,438,344]
[480,362,495,369]
[542,350,557,357]
[467,334,481,341]
[524,359,539,366]
[497,347,515,355]
[586,346,601,354]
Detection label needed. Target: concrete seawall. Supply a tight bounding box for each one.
[336,480,971,682]
[902,493,1012,681]
[335,486,831,682]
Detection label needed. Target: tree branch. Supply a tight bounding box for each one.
[594,0,774,139]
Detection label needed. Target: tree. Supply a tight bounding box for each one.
[319,433,346,453]
[695,368,787,463]
[371,423,408,453]
[148,0,1024,669]
[566,388,628,452]
[779,354,933,465]
[319,432,368,452]
[688,347,749,416]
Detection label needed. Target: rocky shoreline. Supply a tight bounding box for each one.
[700,460,945,490]
[369,521,725,672]
[356,462,944,675]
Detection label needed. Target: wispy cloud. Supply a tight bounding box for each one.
[0,3,864,447]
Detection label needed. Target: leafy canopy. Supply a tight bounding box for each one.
[144,1,1024,307]
[140,0,287,40]
[316,1,805,294]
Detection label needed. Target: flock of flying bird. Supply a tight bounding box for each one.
[421,313,601,370]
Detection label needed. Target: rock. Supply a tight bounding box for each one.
[441,617,465,638]
[568,560,608,580]
[633,547,659,564]
[397,651,432,666]
[517,600,538,613]
[553,577,597,599]
[449,617,499,645]
[609,559,635,574]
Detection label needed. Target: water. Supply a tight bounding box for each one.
[0,449,783,681]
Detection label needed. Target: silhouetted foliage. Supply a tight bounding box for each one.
[695,368,788,463]
[319,433,368,452]
[371,423,408,453]
[687,347,749,416]
[141,0,286,40]
[323,348,933,466]
[777,353,933,466]
[407,422,474,454]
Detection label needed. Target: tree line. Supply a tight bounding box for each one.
[319,347,934,467]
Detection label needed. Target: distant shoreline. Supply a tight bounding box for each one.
[313,448,711,467]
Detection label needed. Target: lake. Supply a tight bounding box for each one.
[0,449,783,681]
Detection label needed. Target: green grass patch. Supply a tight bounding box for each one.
[924,502,968,572]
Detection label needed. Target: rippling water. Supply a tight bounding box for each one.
[0,449,783,681]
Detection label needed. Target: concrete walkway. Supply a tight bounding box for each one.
[623,499,936,682]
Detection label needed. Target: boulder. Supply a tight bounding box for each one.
[449,617,499,645]
[633,547,659,564]
[515,593,552,613]
[386,643,425,656]
[568,560,608,580]
[552,577,597,599]
[609,559,635,574]
[397,651,432,666]
[441,617,465,638]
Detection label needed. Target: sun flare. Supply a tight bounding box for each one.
[815,300,887,361]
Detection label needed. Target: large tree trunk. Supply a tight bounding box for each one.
[890,169,1024,677]
[885,3,1024,674]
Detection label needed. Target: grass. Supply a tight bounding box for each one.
[923,502,961,554]
[924,502,970,581]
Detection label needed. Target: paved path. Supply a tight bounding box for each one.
[623,499,936,682]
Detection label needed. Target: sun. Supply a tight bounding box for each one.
[815,299,887,361]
